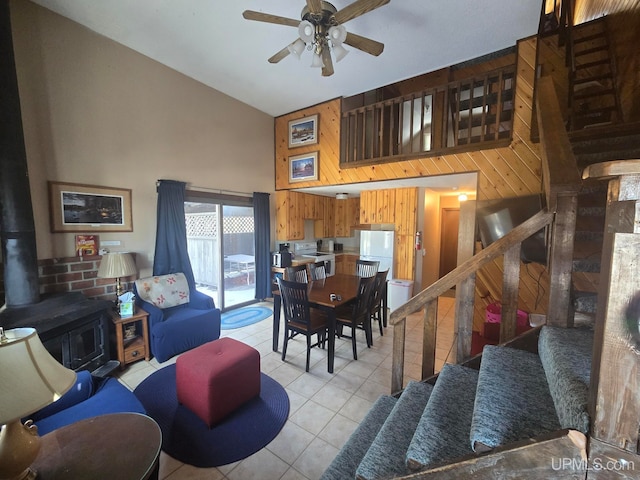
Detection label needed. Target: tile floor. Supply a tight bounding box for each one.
[116,295,457,480]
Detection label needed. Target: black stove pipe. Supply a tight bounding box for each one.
[0,0,40,307]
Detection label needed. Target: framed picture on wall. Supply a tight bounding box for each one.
[48,181,133,232]
[288,114,318,148]
[289,152,319,183]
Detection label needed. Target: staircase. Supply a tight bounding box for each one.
[322,326,593,479]
[568,18,622,131]
[570,180,605,327]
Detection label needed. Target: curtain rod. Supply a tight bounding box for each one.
[187,185,253,197]
[155,180,254,197]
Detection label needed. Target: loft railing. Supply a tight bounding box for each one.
[340,65,515,167]
[388,75,582,394]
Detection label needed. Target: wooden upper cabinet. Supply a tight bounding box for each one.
[360,189,396,224]
[378,190,395,223]
[394,187,418,235]
[303,193,323,220]
[348,197,360,230]
[316,196,335,238]
[275,191,304,240]
[334,197,359,236]
[360,190,376,224]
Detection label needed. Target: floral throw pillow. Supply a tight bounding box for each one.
[135,272,190,309]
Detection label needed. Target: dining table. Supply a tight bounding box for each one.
[272,273,362,373]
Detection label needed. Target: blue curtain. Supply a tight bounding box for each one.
[253,192,271,300]
[153,180,196,289]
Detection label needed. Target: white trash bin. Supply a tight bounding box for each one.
[387,279,414,312]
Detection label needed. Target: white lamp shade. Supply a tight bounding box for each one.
[333,43,349,62]
[311,51,324,68]
[288,38,306,58]
[298,20,315,43]
[0,328,76,424]
[328,25,347,44]
[97,252,137,279]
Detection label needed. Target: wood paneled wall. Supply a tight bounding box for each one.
[275,39,542,202]
[275,37,550,327]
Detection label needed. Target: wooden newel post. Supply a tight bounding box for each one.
[583,161,640,471]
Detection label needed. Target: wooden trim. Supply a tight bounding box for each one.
[582,159,640,180]
[390,209,554,325]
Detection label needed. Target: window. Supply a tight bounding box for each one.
[184,191,256,311]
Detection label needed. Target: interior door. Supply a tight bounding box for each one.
[439,208,460,278]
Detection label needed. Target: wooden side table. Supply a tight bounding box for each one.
[111,307,150,369]
[33,413,161,480]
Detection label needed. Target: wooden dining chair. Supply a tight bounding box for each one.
[308,261,327,281]
[277,277,329,372]
[355,259,379,278]
[335,275,376,360]
[369,269,389,336]
[285,264,309,283]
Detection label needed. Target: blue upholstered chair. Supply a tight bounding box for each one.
[30,370,146,436]
[133,272,221,362]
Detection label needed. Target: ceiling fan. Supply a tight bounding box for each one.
[243,0,390,77]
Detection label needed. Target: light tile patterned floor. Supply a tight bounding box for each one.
[117,295,456,480]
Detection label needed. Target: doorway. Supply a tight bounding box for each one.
[184,193,256,312]
[439,208,460,278]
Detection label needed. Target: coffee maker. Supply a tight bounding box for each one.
[273,243,292,267]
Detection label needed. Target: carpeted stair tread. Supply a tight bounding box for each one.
[573,291,598,313]
[320,395,398,480]
[470,345,560,452]
[355,381,434,480]
[538,326,593,433]
[406,364,479,471]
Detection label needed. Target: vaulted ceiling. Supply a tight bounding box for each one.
[29,0,542,117]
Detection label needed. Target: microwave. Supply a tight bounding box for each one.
[272,251,292,268]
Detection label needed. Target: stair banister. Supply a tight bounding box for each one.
[536,75,582,328]
[582,160,640,464]
[389,209,554,393]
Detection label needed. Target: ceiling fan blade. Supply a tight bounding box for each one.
[268,45,292,64]
[242,10,300,28]
[321,48,334,77]
[344,32,384,56]
[333,0,390,24]
[306,0,324,15]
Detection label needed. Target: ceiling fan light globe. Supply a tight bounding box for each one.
[288,38,306,58]
[328,25,347,45]
[333,43,349,62]
[298,20,315,43]
[311,51,324,68]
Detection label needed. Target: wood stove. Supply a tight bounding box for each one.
[0,292,115,373]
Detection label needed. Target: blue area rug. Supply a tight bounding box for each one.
[134,364,289,467]
[221,306,272,330]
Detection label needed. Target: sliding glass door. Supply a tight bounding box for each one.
[184,193,256,311]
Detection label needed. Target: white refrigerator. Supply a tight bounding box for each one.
[359,230,394,279]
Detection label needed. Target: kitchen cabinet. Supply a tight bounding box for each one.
[394,187,418,280]
[334,197,360,237]
[314,196,335,238]
[275,191,304,240]
[360,189,395,224]
[304,193,323,220]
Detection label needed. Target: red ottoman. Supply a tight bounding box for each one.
[176,337,261,427]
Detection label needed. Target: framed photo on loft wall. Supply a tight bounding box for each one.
[48,181,133,232]
[288,114,318,148]
[289,151,319,183]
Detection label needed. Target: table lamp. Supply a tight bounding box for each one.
[0,327,77,480]
[97,252,137,299]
